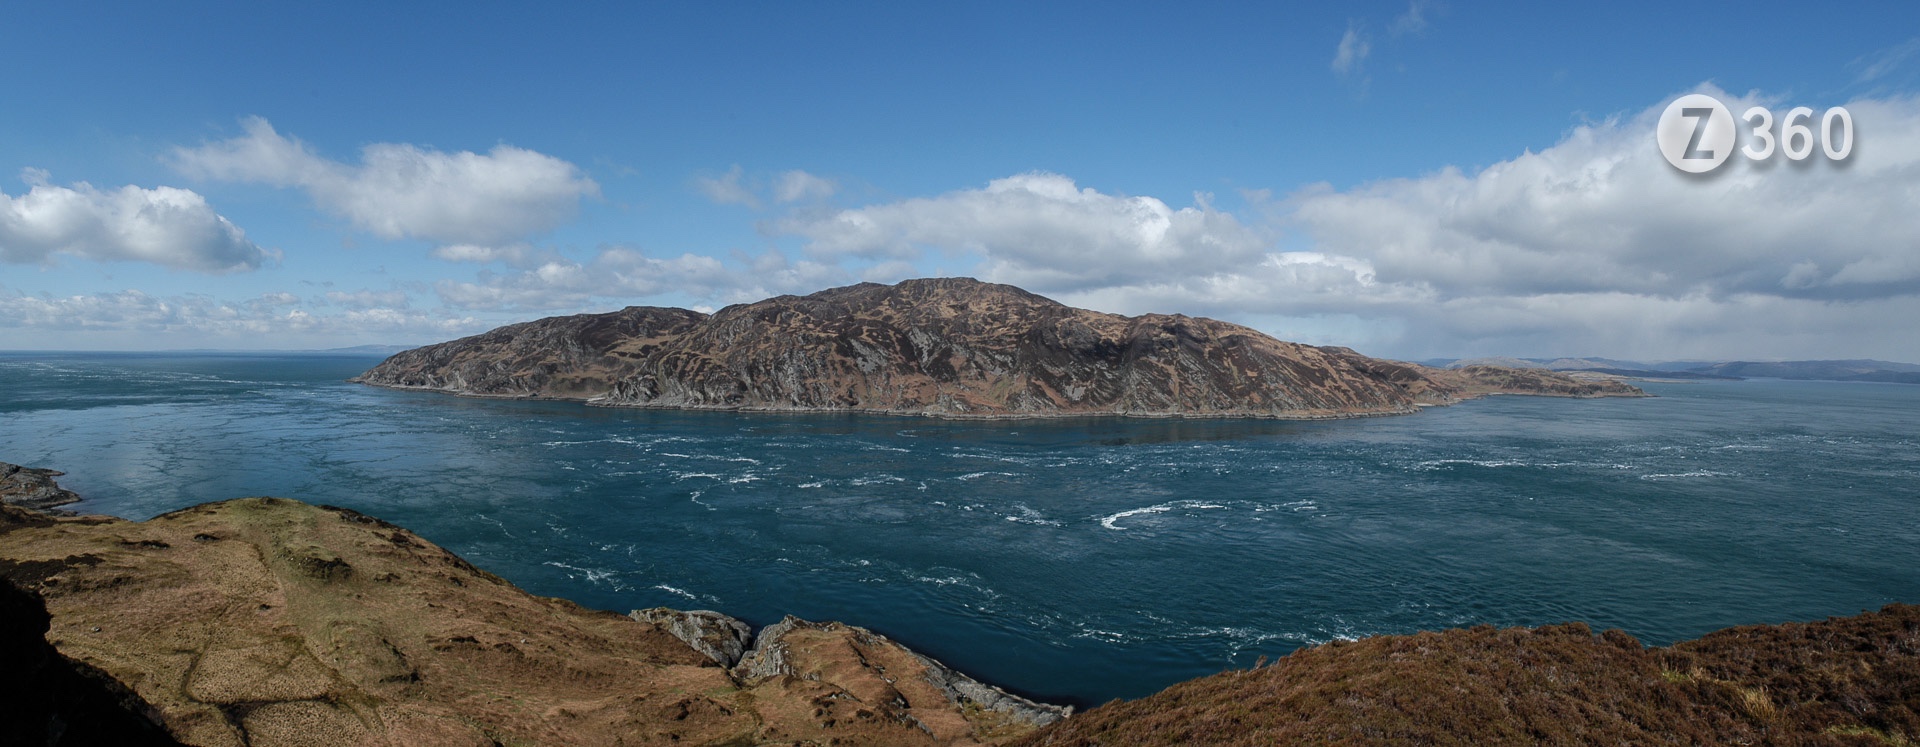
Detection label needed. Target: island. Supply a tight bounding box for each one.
[352,278,1644,418]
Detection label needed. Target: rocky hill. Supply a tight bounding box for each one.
[353,278,1642,418]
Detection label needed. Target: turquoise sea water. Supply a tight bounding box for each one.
[3,351,1917,707]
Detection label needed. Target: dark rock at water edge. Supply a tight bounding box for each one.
[0,461,83,512]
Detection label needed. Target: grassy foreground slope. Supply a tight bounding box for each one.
[0,498,1060,747]
[1016,608,1920,746]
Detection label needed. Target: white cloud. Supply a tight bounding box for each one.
[324,289,410,310]
[0,286,480,345]
[695,166,835,208]
[694,165,759,208]
[760,87,1920,361]
[170,117,598,246]
[1389,0,1432,37]
[1286,87,1920,303]
[774,170,835,203]
[1331,23,1370,76]
[0,170,274,272]
[434,246,851,312]
[779,172,1271,293]
[429,243,544,267]
[1856,37,1920,83]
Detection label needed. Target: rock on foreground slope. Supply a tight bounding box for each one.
[352,278,1642,418]
[0,495,1065,747]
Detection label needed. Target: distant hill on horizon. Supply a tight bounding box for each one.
[1418,357,1920,384]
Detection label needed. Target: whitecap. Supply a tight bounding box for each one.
[1098,500,1229,530]
[1638,470,1730,480]
[955,471,1020,481]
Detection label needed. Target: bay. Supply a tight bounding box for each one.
[3,351,1917,707]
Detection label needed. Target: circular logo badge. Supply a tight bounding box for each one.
[1657,94,1736,173]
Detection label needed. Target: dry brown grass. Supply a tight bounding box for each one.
[1019,606,1920,746]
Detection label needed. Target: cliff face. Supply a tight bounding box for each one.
[353,278,1642,417]
[0,496,1063,747]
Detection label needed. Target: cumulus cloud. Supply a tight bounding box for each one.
[760,86,1920,360]
[170,117,598,247]
[0,286,480,344]
[0,170,274,272]
[1287,87,1920,304]
[779,172,1272,293]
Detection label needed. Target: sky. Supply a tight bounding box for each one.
[4,2,1919,362]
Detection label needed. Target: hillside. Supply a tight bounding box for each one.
[1016,608,1920,746]
[353,278,1643,418]
[0,494,1065,747]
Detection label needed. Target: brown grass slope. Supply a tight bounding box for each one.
[0,498,1059,747]
[1016,607,1920,746]
[353,278,1642,418]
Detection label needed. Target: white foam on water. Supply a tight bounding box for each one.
[543,561,624,589]
[1003,504,1062,526]
[956,471,1019,481]
[650,583,698,600]
[1639,470,1731,480]
[1098,500,1229,530]
[798,481,826,488]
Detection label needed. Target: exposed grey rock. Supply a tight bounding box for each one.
[911,648,1073,727]
[0,462,82,511]
[730,615,1071,727]
[629,607,754,668]
[729,615,801,682]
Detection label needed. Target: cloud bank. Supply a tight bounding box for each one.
[0,286,482,346]
[772,87,1920,359]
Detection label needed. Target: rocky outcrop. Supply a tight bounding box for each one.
[354,278,1644,418]
[1,461,83,511]
[630,607,754,667]
[730,616,1070,740]
[0,496,1062,746]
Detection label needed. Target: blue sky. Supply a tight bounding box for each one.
[5,2,1920,361]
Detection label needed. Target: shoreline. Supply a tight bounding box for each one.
[349,378,1648,422]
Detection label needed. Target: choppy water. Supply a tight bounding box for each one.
[3,351,1917,707]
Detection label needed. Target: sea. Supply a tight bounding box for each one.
[3,351,1916,708]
